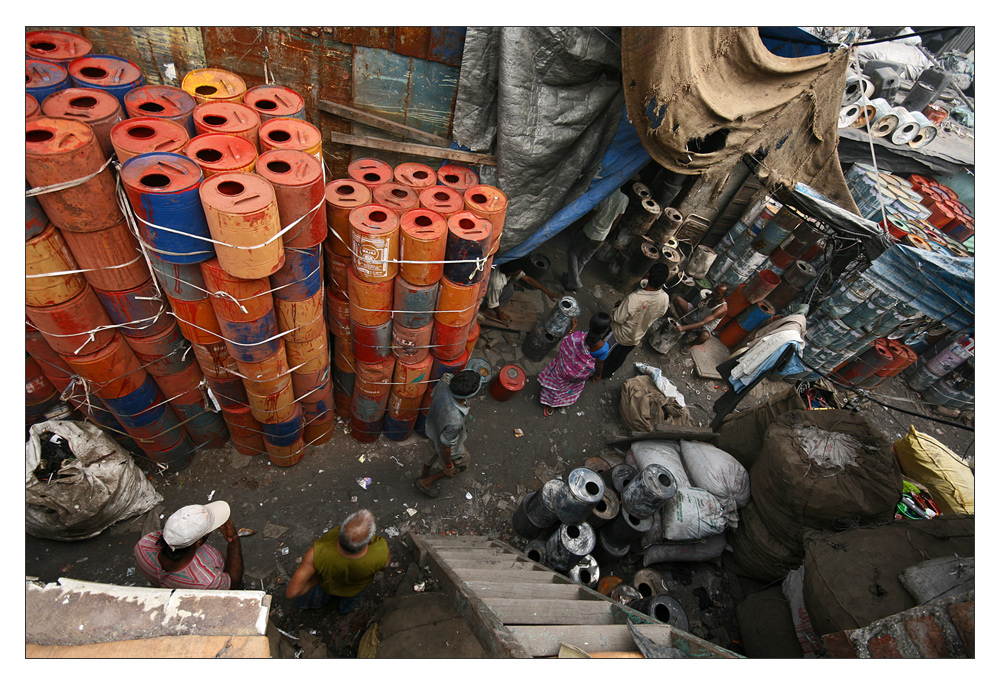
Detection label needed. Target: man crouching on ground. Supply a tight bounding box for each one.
[285,509,390,614]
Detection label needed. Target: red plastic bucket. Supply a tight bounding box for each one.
[489,364,526,402]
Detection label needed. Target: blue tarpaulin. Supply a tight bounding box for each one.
[495,108,652,265]
[758,27,833,58]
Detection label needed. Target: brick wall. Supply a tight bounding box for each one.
[822,589,973,658]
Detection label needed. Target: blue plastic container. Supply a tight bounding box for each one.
[217,311,281,363]
[67,54,144,109]
[26,59,70,102]
[382,413,416,441]
[102,375,162,427]
[261,407,304,447]
[270,246,322,301]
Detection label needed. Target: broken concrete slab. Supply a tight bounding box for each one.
[26,578,270,646]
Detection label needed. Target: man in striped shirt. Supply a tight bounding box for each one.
[133,500,243,590]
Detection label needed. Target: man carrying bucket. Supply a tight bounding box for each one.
[415,370,482,497]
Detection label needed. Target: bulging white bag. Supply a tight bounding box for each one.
[662,487,727,541]
[680,441,750,526]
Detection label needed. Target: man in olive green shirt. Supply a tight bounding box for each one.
[286,509,390,614]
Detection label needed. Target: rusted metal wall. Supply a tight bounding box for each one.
[28,27,466,177]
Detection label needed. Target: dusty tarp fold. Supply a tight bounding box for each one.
[453,27,626,251]
[621,27,857,212]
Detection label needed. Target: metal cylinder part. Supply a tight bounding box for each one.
[568,554,600,589]
[542,296,582,338]
[545,522,596,572]
[621,463,678,518]
[633,567,670,598]
[586,488,621,530]
[609,463,638,495]
[628,594,690,631]
[522,539,548,566]
[551,468,606,525]
[601,507,654,548]
[609,583,642,606]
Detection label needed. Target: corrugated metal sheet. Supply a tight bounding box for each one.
[939,27,975,56]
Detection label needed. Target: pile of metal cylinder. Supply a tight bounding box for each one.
[24,30,510,472]
[512,460,678,587]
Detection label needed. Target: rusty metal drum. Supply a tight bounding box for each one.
[418,185,465,218]
[124,85,197,135]
[373,182,420,214]
[25,223,87,307]
[399,208,448,285]
[193,101,261,151]
[62,331,146,400]
[348,158,393,191]
[394,162,437,191]
[350,204,400,283]
[182,68,247,105]
[94,278,173,339]
[348,267,393,327]
[26,284,116,356]
[200,171,284,278]
[256,150,326,249]
[437,165,478,192]
[41,87,123,159]
[464,185,507,255]
[184,132,258,178]
[199,257,273,322]
[243,85,306,122]
[259,117,322,161]
[26,59,71,103]
[25,30,93,65]
[67,54,144,109]
[325,179,372,257]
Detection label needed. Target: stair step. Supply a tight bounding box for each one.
[464,581,587,601]
[436,548,524,561]
[441,558,541,572]
[450,568,562,584]
[508,624,678,657]
[485,598,617,625]
[419,537,496,549]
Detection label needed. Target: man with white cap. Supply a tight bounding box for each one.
[133,500,244,590]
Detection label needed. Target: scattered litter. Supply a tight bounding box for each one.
[577,412,584,416]
[390,562,400,568]
[351,495,358,503]
[237,527,256,537]
[406,508,417,516]
[390,456,403,467]
[357,477,372,490]
[275,626,299,641]
[414,582,426,592]
[384,526,399,538]
[465,492,473,500]
[514,429,524,438]
[262,523,288,539]
[280,547,289,556]
[207,490,216,501]
[359,455,366,463]
[318,470,324,474]
[126,568,134,577]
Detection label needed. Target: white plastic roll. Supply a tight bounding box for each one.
[861,76,875,99]
[851,96,878,129]
[890,109,921,145]
[872,105,905,138]
[907,111,938,148]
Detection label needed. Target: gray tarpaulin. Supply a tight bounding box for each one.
[452,27,626,251]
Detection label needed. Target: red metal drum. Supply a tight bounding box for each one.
[153,356,205,407]
[465,319,481,356]
[373,182,420,214]
[391,321,433,364]
[348,158,393,191]
[463,185,507,255]
[165,293,224,346]
[300,375,334,415]
[207,373,250,410]
[124,85,197,134]
[26,323,74,391]
[394,162,437,191]
[392,276,438,329]
[304,415,335,446]
[292,364,331,403]
[392,355,433,399]
[123,321,191,378]
[182,68,247,105]
[324,252,351,300]
[354,357,396,399]
[489,364,526,401]
[399,208,448,285]
[25,223,87,307]
[259,117,323,161]
[200,172,284,278]
[348,267,393,326]
[190,341,240,379]
[265,435,305,467]
[26,116,122,232]
[26,94,40,119]
[435,277,480,327]
[66,54,143,107]
[324,179,372,257]
[349,414,383,443]
[256,150,326,249]
[326,292,351,337]
[222,405,266,455]
[41,87,123,159]
[285,331,329,375]
[717,320,750,349]
[243,85,306,122]
[59,217,149,292]
[193,101,261,151]
[444,211,493,285]
[743,269,780,304]
[62,332,146,399]
[430,318,474,361]
[351,319,393,363]
[275,290,326,342]
[110,117,189,163]
[185,132,258,178]
[93,279,173,339]
[26,354,58,408]
[333,333,354,372]
[26,285,116,356]
[247,381,298,425]
[438,164,479,192]
[199,258,274,322]
[235,341,291,397]
[387,390,423,418]
[418,185,465,218]
[350,204,400,283]
[25,30,93,64]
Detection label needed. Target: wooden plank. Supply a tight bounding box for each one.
[487,599,616,626]
[477,291,539,332]
[26,635,271,659]
[327,131,497,166]
[318,99,452,147]
[81,27,206,87]
[410,534,532,658]
[606,427,719,447]
[443,559,541,572]
[464,582,587,601]
[691,335,730,379]
[436,548,528,561]
[449,568,561,584]
[412,535,493,547]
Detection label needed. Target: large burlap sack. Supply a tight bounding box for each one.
[751,410,900,538]
[619,375,691,432]
[661,487,727,541]
[800,515,975,635]
[893,425,974,515]
[26,420,162,541]
[723,500,810,583]
[735,585,804,659]
[714,385,806,469]
[628,440,690,488]
[680,440,750,527]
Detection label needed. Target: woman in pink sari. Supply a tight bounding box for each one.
[539,313,611,417]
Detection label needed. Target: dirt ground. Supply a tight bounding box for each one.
[24,228,974,658]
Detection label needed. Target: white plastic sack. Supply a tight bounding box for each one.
[662,487,727,541]
[680,440,751,527]
[26,420,162,541]
[628,440,690,488]
[782,565,823,658]
[634,363,686,407]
